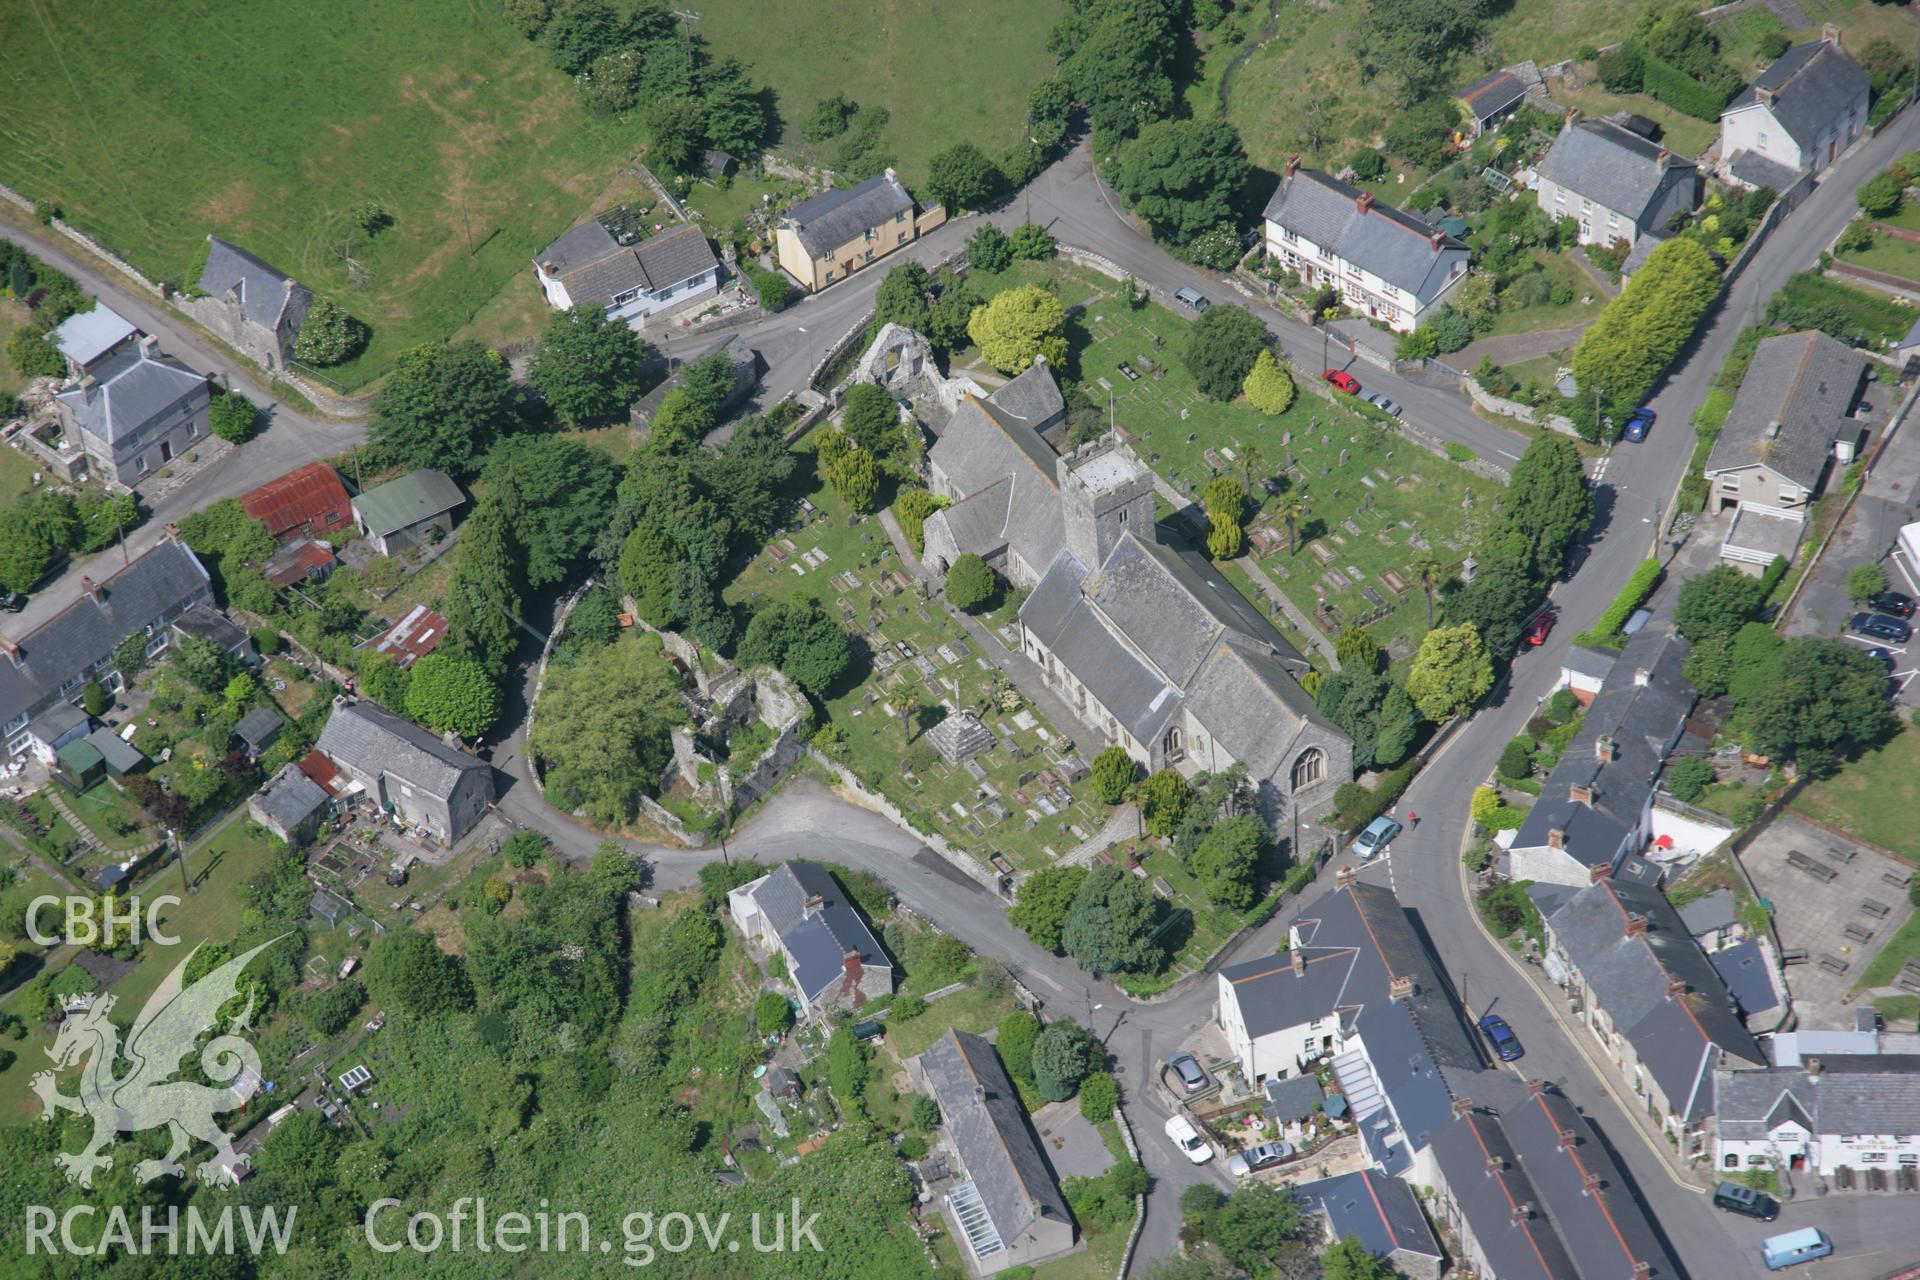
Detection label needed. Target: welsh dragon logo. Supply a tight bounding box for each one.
[30,937,285,1188]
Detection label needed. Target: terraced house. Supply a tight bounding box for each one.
[1262,158,1469,333]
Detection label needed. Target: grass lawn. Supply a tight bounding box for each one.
[884,984,1018,1060]
[63,783,157,852]
[1501,353,1568,390]
[1876,994,1920,1026]
[1550,82,1719,158]
[1857,911,1920,990]
[1873,202,1920,234]
[1771,272,1917,345]
[1478,251,1605,339]
[0,0,640,390]
[692,0,1062,190]
[1839,234,1920,286]
[1122,845,1288,992]
[1794,729,1920,863]
[727,450,1110,872]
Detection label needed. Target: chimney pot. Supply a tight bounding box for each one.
[1356,191,1375,214]
[1822,22,1840,47]
[1569,783,1593,806]
[1335,865,1357,888]
[1526,1078,1546,1099]
[1285,154,1301,178]
[1633,1264,1652,1280]
[1389,975,1414,1001]
[1582,1171,1602,1193]
[1596,734,1615,763]
[1656,147,1669,167]
[1511,1201,1532,1224]
[1668,975,1686,996]
[804,892,825,911]
[1548,827,1566,851]
[1486,1154,1504,1174]
[1634,667,1651,686]
[1430,228,1445,250]
[0,636,19,664]
[1589,862,1612,883]
[1453,1097,1474,1117]
[1291,947,1306,975]
[1556,1126,1578,1150]
[1625,913,1648,937]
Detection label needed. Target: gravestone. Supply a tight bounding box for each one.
[1338,448,1348,466]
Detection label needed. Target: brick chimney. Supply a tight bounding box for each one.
[138,334,159,358]
[1625,913,1648,937]
[1667,975,1686,996]
[1430,228,1446,250]
[1822,22,1841,48]
[1582,1171,1602,1193]
[1526,1078,1546,1099]
[1556,1125,1578,1151]
[1486,1153,1505,1174]
[1389,975,1414,1002]
[1656,147,1669,170]
[1335,865,1358,888]
[0,636,19,667]
[1589,862,1611,883]
[1291,946,1306,975]
[1453,1097,1474,1117]
[80,575,103,607]
[1596,734,1615,763]
[1356,191,1375,214]
[1569,783,1593,806]
[803,892,825,912]
[1547,827,1566,851]
[1511,1201,1533,1224]
[1633,1264,1652,1280]
[1285,154,1301,178]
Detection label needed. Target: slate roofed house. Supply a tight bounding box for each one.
[50,303,140,375]
[774,169,945,293]
[532,220,722,324]
[1534,114,1699,249]
[911,1030,1076,1275]
[314,698,493,845]
[188,237,314,372]
[52,335,214,486]
[1262,158,1470,332]
[351,469,465,556]
[1537,870,1764,1144]
[1715,1053,1920,1180]
[1704,331,1868,569]
[248,762,331,847]
[1456,68,1531,137]
[1292,1170,1444,1280]
[0,537,212,761]
[1722,30,1870,183]
[1431,1079,1683,1280]
[727,861,893,1017]
[1510,625,1697,887]
[240,462,353,541]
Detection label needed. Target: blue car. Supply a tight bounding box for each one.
[1621,409,1655,443]
[1479,1013,1525,1062]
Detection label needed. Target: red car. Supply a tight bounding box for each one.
[1323,369,1360,394]
[1523,610,1557,646]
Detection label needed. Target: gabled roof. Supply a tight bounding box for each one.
[0,539,210,728]
[1725,40,1871,149]
[1458,69,1529,121]
[241,462,352,539]
[1019,551,1183,746]
[1710,939,1779,1018]
[981,360,1066,434]
[1536,117,1694,222]
[262,539,336,588]
[315,699,488,801]
[197,237,305,333]
[233,706,284,749]
[84,727,145,774]
[917,1030,1072,1247]
[781,171,916,259]
[1717,1057,1920,1141]
[351,470,464,537]
[252,763,330,830]
[54,344,207,445]
[1705,330,1865,490]
[632,223,720,291]
[51,304,138,368]
[1262,167,1466,295]
[1676,888,1737,937]
[537,221,719,307]
[930,390,1060,501]
[1293,1170,1442,1264]
[739,862,891,1006]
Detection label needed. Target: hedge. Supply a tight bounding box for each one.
[1570,238,1720,437]
[1640,49,1737,121]
[1333,757,1420,832]
[1572,558,1662,648]
[1758,554,1789,599]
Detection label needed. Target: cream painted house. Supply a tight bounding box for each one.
[773,170,945,292]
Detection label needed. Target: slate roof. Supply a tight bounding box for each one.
[51,304,137,368]
[1020,552,1181,745]
[1716,1056,1920,1142]
[54,344,207,445]
[924,368,1068,573]
[918,1030,1072,1249]
[1677,888,1737,938]
[1537,117,1695,222]
[1705,330,1865,490]
[352,470,465,537]
[197,238,305,332]
[1458,69,1529,122]
[1225,880,1480,1069]
[781,172,916,259]
[633,223,721,291]
[27,702,88,744]
[1545,875,1763,1121]
[84,727,145,774]
[1563,644,1620,681]
[930,392,1060,500]
[1293,1169,1442,1264]
[1262,167,1466,295]
[1434,1082,1681,1280]
[1729,149,1802,193]
[1355,998,1456,1152]
[1262,1072,1327,1120]
[1726,40,1871,150]
[171,602,249,653]
[0,539,210,729]
[233,706,284,750]
[1515,625,1695,862]
[740,862,891,1007]
[981,361,1066,435]
[241,462,352,539]
[253,763,329,831]
[315,699,488,801]
[1710,939,1779,1018]
[537,221,718,307]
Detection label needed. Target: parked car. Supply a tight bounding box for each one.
[1867,646,1896,667]
[1167,1050,1209,1093]
[1868,590,1915,619]
[0,591,22,612]
[1227,1141,1296,1178]
[1621,408,1655,442]
[1559,543,1589,581]
[1478,1013,1524,1062]
[1349,815,1402,861]
[1172,287,1210,311]
[1166,1114,1213,1164]
[1523,609,1557,646]
[1850,612,1912,643]
[1323,369,1361,394]
[1362,391,1403,417]
[1713,1182,1779,1222]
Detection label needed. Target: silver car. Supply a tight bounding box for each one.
[1363,392,1403,418]
[1167,1050,1209,1092]
[1226,1140,1295,1178]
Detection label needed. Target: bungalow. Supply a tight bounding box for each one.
[1262,158,1469,333]
[1534,114,1699,250]
[351,469,464,556]
[1456,68,1530,138]
[314,698,493,845]
[533,221,722,324]
[774,170,946,293]
[52,335,213,486]
[1721,31,1870,184]
[240,462,353,542]
[727,862,893,1017]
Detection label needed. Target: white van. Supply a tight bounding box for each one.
[1760,1227,1833,1270]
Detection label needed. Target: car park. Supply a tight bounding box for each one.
[1362,392,1402,417]
[1165,1114,1213,1164]
[1478,1013,1524,1062]
[1323,369,1360,394]
[1167,1050,1209,1093]
[1868,590,1915,619]
[1621,408,1655,442]
[1712,1182,1779,1222]
[1172,287,1210,311]
[1523,609,1556,646]
[1226,1141,1295,1178]
[1850,612,1912,643]
[1349,815,1401,861]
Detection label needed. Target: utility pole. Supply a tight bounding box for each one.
[673,8,701,70]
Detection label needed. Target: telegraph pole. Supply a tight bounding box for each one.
[673,9,700,69]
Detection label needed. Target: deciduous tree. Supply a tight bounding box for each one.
[291,298,369,366]
[527,305,652,425]
[1406,623,1494,721]
[926,142,1004,213]
[208,392,257,444]
[371,340,516,475]
[1184,305,1269,402]
[967,285,1067,373]
[873,261,934,332]
[943,552,997,611]
[1110,118,1252,248]
[404,652,500,739]
[736,601,853,692]
[1062,863,1168,974]
[1009,865,1090,952]
[1031,1022,1095,1101]
[1675,564,1765,644]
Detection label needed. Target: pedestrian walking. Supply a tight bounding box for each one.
[1408,811,1420,829]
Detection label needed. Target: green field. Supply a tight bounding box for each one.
[1839,233,1920,287]
[0,0,637,389]
[1794,728,1920,864]
[693,0,1061,189]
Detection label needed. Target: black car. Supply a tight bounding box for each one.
[1868,590,1916,619]
[1850,612,1912,643]
[1559,543,1589,581]
[0,591,22,613]
[1712,1181,1779,1221]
